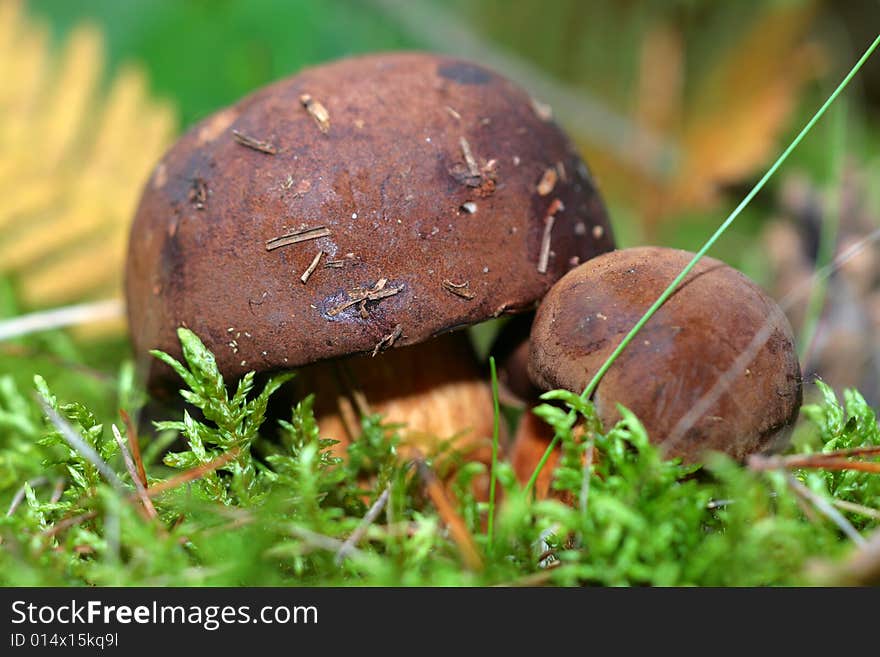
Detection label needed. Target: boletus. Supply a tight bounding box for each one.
[125,52,614,484]
[513,246,802,492]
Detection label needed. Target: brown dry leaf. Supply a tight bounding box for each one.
[0,0,176,333]
[669,2,823,210]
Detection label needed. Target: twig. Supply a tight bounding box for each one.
[0,299,123,342]
[41,510,99,540]
[49,478,65,504]
[6,477,48,517]
[111,425,157,519]
[120,409,147,487]
[145,448,240,498]
[39,399,125,493]
[300,251,324,284]
[414,456,483,571]
[536,167,558,196]
[830,498,880,521]
[287,526,365,559]
[442,279,475,300]
[327,279,404,317]
[335,486,391,564]
[809,525,880,585]
[299,94,330,133]
[537,199,564,274]
[265,226,330,251]
[749,453,880,474]
[785,474,865,545]
[231,129,277,154]
[372,324,403,357]
[459,137,480,178]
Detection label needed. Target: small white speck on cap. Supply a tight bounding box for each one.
[574,222,587,236]
[483,266,489,273]
[352,213,358,219]
[461,202,477,214]
[592,225,605,239]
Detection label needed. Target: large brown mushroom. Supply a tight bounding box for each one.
[521,246,802,474]
[125,52,614,478]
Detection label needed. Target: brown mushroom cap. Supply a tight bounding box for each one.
[127,52,613,387]
[528,246,802,461]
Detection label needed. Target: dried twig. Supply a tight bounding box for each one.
[0,299,123,342]
[300,94,330,133]
[459,137,480,178]
[300,251,324,284]
[145,448,240,499]
[335,486,391,564]
[327,279,404,317]
[785,474,865,545]
[441,279,475,300]
[6,477,48,517]
[831,498,880,521]
[414,456,483,571]
[49,479,65,504]
[286,526,366,560]
[265,226,330,251]
[372,324,403,357]
[120,409,147,487]
[809,526,880,585]
[231,129,277,154]
[39,399,125,493]
[749,452,880,474]
[41,510,99,540]
[111,425,157,519]
[537,199,564,274]
[536,167,558,196]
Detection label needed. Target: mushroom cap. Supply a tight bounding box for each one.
[528,246,802,461]
[126,52,613,387]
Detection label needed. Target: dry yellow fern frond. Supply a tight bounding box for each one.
[0,0,176,327]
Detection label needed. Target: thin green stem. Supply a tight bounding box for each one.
[524,33,880,499]
[524,433,560,500]
[487,357,501,552]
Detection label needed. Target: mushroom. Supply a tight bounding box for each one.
[516,246,802,483]
[125,52,614,485]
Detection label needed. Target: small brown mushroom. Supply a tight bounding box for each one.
[125,53,615,489]
[523,246,803,469]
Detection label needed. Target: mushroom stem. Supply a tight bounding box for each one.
[293,331,504,494]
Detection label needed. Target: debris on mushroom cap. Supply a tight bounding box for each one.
[126,52,614,389]
[528,246,803,462]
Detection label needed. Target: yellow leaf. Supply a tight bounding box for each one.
[0,0,176,335]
